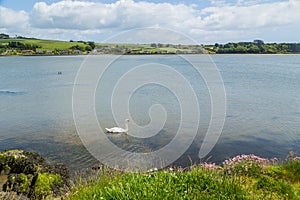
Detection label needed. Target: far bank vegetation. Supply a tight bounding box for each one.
[1,34,300,55]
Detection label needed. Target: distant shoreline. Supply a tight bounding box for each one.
[1,36,300,56]
[1,53,300,57]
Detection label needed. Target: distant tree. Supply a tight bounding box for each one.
[253,39,264,47]
[69,45,84,51]
[87,41,95,49]
[0,33,9,39]
[262,45,276,54]
[278,44,289,53]
[85,45,92,52]
[288,43,300,53]
[8,41,39,51]
[224,44,230,48]
[77,40,86,44]
[247,45,260,53]
[0,44,7,49]
[236,45,247,53]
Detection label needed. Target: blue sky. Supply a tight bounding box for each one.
[0,0,299,43]
[1,0,211,11]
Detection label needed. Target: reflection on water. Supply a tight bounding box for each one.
[0,55,299,171]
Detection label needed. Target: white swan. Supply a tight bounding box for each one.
[105,119,129,133]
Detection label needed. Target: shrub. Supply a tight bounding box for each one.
[223,154,269,177]
[255,176,295,199]
[282,152,300,182]
[3,173,31,195]
[30,173,63,199]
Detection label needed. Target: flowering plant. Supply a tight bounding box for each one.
[222,154,269,176]
[201,162,219,171]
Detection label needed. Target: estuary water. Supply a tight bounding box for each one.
[0,55,299,170]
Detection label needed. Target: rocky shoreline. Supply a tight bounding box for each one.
[0,150,70,199]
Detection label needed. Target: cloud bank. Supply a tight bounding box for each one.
[0,0,299,43]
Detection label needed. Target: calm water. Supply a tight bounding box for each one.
[0,55,299,170]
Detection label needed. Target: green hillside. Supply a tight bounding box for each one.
[0,38,85,50]
[0,36,95,55]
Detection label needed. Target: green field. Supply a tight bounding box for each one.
[0,38,90,51]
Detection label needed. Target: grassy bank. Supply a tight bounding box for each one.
[67,153,300,200]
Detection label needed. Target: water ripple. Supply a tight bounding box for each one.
[0,90,26,95]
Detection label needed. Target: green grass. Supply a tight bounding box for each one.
[66,155,300,200]
[0,38,89,51]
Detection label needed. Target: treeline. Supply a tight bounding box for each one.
[0,33,37,40]
[211,40,300,54]
[69,40,96,52]
[5,41,40,51]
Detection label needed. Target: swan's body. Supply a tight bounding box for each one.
[105,119,129,133]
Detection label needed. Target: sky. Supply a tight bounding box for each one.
[0,0,299,44]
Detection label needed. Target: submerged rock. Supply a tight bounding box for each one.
[0,149,69,199]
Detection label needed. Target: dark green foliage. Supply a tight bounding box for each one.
[0,150,44,175]
[85,45,92,52]
[69,45,84,51]
[214,41,300,54]
[0,33,9,39]
[8,41,40,51]
[87,41,95,49]
[3,173,31,195]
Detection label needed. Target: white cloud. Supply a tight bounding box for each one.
[0,6,29,32]
[201,0,300,31]
[1,0,300,43]
[30,0,197,30]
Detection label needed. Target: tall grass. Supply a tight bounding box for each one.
[66,153,300,200]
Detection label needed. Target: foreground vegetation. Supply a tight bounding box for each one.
[67,153,300,200]
[1,149,300,199]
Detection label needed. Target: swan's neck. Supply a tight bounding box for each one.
[124,121,129,132]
